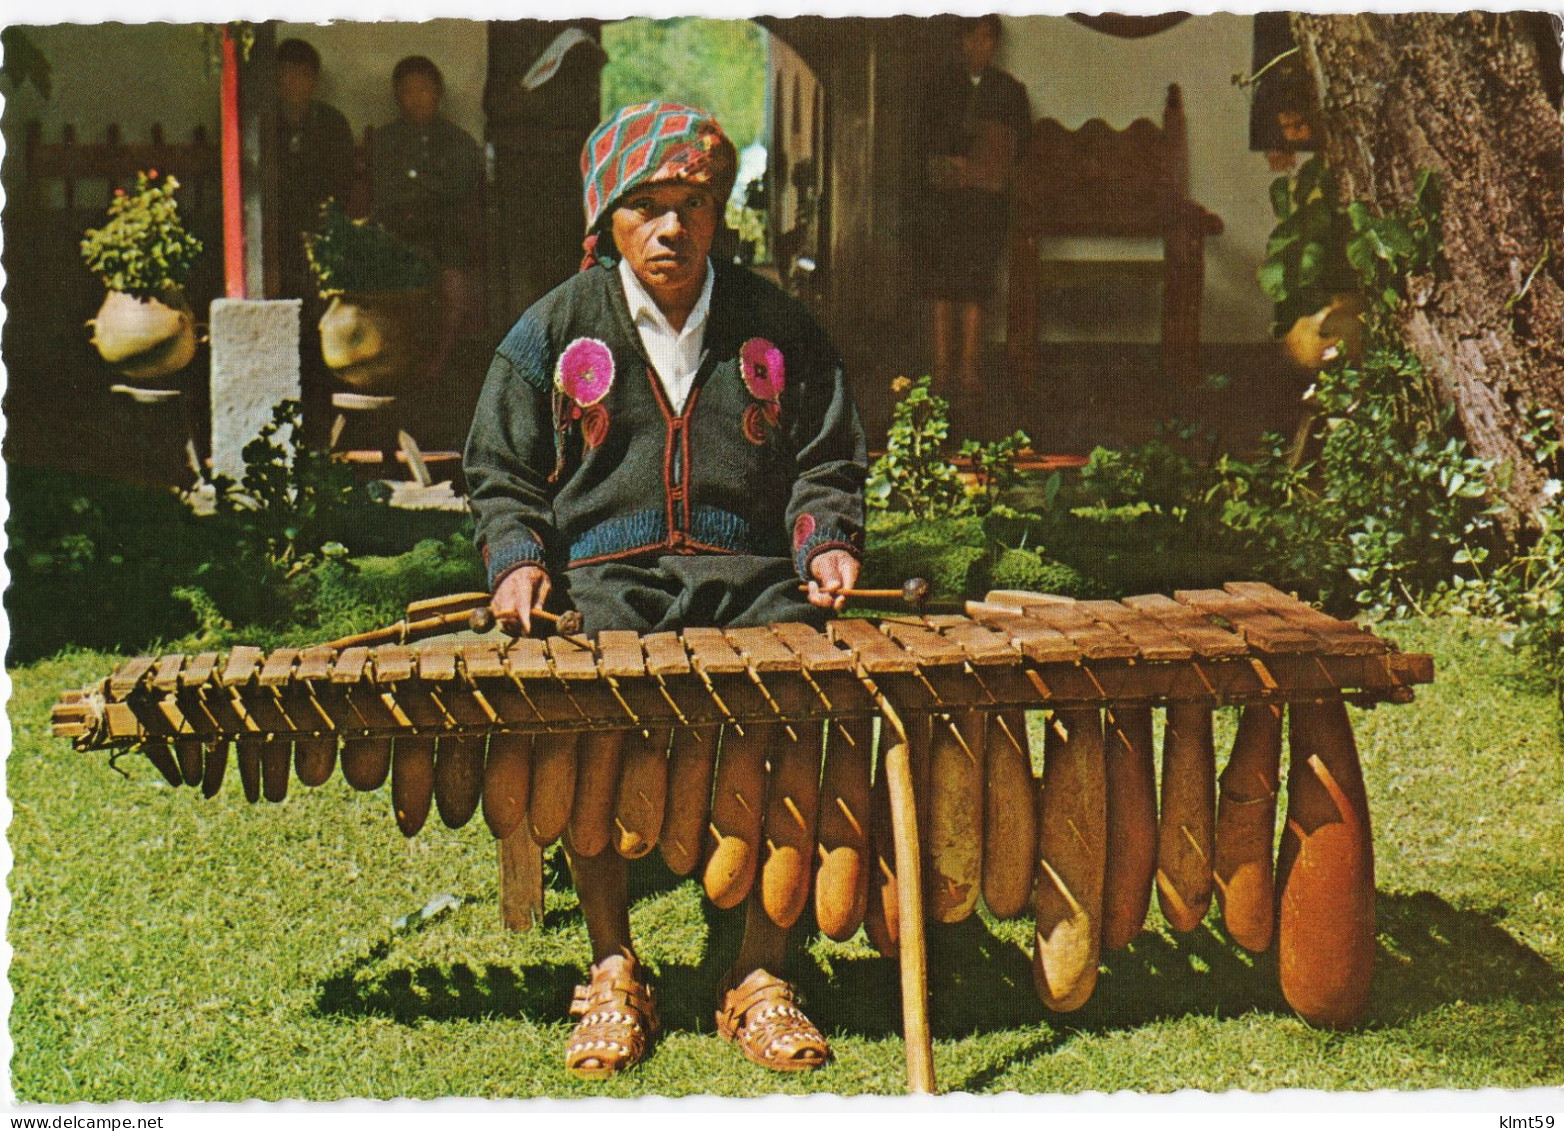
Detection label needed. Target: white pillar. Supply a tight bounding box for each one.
[208,298,301,481]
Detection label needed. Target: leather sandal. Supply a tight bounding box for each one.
[565,955,660,1080]
[715,969,830,1072]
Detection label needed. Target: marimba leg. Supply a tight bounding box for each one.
[878,697,936,1095]
[1278,699,1375,1028]
[1214,702,1283,952]
[1157,701,1216,932]
[483,733,532,840]
[760,721,823,929]
[982,710,1036,920]
[815,718,872,942]
[926,710,985,924]
[1103,704,1157,949]
[660,726,719,875]
[499,824,544,931]
[1033,708,1107,1012]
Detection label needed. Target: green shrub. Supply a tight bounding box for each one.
[862,513,986,602]
[866,376,969,520]
[988,547,1092,598]
[959,429,1032,516]
[304,199,432,297]
[1308,339,1498,616]
[79,171,203,297]
[5,468,208,660]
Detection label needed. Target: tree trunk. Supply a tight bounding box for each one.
[1292,12,1564,529]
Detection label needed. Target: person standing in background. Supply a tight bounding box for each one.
[276,37,355,444]
[372,55,483,388]
[916,15,1032,397]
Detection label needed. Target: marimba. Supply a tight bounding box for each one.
[51,582,1432,1093]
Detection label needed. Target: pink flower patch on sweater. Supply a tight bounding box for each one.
[555,337,615,406]
[793,513,816,551]
[740,337,785,401]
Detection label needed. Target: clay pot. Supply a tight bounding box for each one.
[318,289,435,395]
[1283,292,1366,370]
[87,287,198,385]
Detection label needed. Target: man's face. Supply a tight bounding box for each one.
[394,74,443,126]
[610,182,718,298]
[278,62,318,117]
[961,22,997,74]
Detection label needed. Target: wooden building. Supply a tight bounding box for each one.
[3,15,1318,485]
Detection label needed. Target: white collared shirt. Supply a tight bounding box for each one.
[618,256,715,414]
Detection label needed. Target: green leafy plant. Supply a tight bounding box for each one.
[866,376,969,520]
[79,171,203,297]
[1311,342,1497,617]
[1077,423,1218,525]
[862,512,986,601]
[1208,431,1336,592]
[987,546,1091,598]
[200,400,378,594]
[1258,156,1443,335]
[304,199,432,298]
[960,430,1031,516]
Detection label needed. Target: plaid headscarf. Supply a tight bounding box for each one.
[578,101,738,270]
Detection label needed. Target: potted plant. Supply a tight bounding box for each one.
[304,200,434,395]
[80,170,203,386]
[1258,156,1442,372]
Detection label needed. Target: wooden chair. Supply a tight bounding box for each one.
[1006,84,1223,387]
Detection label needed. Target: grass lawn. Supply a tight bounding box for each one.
[7,616,1563,1100]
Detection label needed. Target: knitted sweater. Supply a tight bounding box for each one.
[465,260,867,590]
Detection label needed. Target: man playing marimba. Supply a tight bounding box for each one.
[464,102,868,1079]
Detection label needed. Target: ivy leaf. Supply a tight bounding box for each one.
[1376,218,1417,258]
[1345,234,1378,274]
[1270,176,1293,220]
[1297,240,1327,287]
[1266,229,1302,258]
[1257,257,1289,301]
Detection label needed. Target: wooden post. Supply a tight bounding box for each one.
[239,21,280,300]
[499,827,545,931]
[877,693,936,1095]
[220,25,245,298]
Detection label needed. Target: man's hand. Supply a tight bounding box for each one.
[806,550,860,612]
[491,565,551,634]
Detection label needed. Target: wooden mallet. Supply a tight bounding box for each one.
[800,577,931,610]
[481,606,586,637]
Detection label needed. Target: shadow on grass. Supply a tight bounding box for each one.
[313,887,1561,1062]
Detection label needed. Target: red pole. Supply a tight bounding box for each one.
[220,25,245,299]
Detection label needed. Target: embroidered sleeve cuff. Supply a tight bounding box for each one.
[483,534,549,590]
[796,528,864,579]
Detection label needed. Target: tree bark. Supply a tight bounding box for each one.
[1292,12,1564,529]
